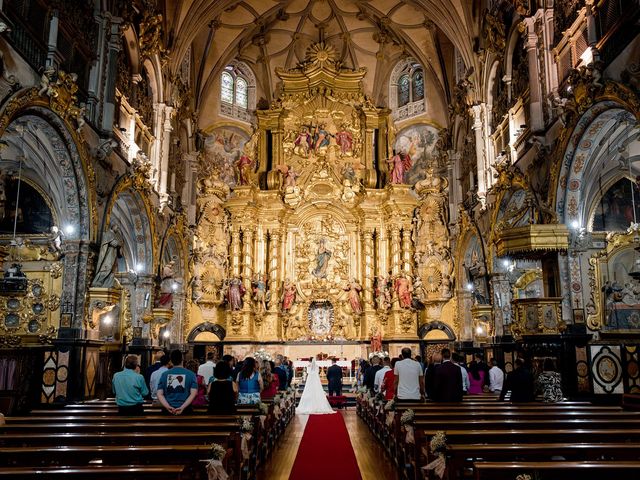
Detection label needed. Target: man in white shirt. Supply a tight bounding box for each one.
[374,356,392,393]
[489,358,505,393]
[393,348,425,401]
[198,351,216,386]
[149,354,170,401]
[454,353,470,394]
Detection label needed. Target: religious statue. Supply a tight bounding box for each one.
[48,226,63,256]
[335,124,353,156]
[341,163,357,184]
[287,315,307,340]
[236,153,253,186]
[312,238,332,279]
[156,259,177,308]
[345,279,363,314]
[252,273,268,313]
[374,275,392,311]
[412,275,427,308]
[394,274,413,309]
[277,165,300,189]
[441,273,453,297]
[227,277,245,311]
[92,225,121,288]
[281,279,297,312]
[333,315,348,338]
[38,66,56,97]
[370,327,383,352]
[313,124,331,152]
[387,151,412,185]
[293,127,313,157]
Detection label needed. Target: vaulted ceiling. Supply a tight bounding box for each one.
[164,0,477,128]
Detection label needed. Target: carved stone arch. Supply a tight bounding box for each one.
[418,320,456,341]
[142,57,164,104]
[187,322,227,342]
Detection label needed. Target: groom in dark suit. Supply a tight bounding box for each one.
[326,358,343,396]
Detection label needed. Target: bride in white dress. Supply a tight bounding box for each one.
[296,358,336,415]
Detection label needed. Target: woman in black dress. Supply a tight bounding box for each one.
[207,361,237,414]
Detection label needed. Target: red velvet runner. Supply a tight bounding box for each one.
[289,412,362,480]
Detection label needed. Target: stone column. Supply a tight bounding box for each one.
[46,9,61,69]
[100,16,123,132]
[390,226,402,276]
[470,104,487,202]
[159,106,174,201]
[522,17,544,132]
[268,231,281,311]
[362,228,375,309]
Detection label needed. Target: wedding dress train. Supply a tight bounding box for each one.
[296,358,336,415]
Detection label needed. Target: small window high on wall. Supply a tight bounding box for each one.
[219,61,256,124]
[390,58,426,120]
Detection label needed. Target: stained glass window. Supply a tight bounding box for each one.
[398,74,410,107]
[235,77,248,108]
[412,69,424,101]
[221,72,234,104]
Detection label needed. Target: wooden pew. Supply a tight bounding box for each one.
[473,461,640,479]
[0,465,187,479]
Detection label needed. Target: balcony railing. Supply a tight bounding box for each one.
[5,14,46,72]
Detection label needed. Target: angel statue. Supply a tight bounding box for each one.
[387,150,413,184]
[293,127,313,157]
[48,226,64,256]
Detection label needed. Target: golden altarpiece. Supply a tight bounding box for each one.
[188,44,455,350]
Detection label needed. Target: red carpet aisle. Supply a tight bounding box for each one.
[289,412,363,480]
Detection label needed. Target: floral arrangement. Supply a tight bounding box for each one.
[257,402,269,415]
[252,348,272,362]
[210,443,227,461]
[429,431,447,454]
[384,399,396,411]
[400,409,415,426]
[273,393,282,403]
[238,416,253,433]
[369,350,389,359]
[515,476,532,480]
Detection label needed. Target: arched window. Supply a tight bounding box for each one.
[219,61,256,123]
[389,59,426,120]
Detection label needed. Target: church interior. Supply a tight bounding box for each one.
[1,0,640,478]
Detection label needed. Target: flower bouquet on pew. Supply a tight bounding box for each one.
[238,416,254,461]
[400,409,415,444]
[422,431,447,479]
[384,399,396,427]
[206,443,229,480]
[272,394,282,418]
[257,402,269,428]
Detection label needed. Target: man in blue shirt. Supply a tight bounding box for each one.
[157,349,197,415]
[112,355,148,415]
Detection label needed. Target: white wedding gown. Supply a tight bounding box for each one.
[296,358,336,415]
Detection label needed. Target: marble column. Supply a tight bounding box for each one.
[470,104,487,202]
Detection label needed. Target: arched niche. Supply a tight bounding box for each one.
[187,322,227,342]
[418,320,456,341]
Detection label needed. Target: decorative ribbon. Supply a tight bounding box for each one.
[206,460,229,480]
[241,432,252,460]
[423,454,446,479]
[405,424,415,444]
[386,411,395,427]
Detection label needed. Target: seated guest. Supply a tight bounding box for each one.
[186,359,208,406]
[149,354,170,402]
[489,358,504,393]
[208,361,237,415]
[157,349,198,415]
[467,361,485,395]
[380,358,399,400]
[261,360,279,399]
[237,357,263,404]
[500,358,534,402]
[536,358,563,403]
[113,355,148,415]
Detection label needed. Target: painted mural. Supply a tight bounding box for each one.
[202,127,249,188]
[393,124,439,185]
[592,178,640,232]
